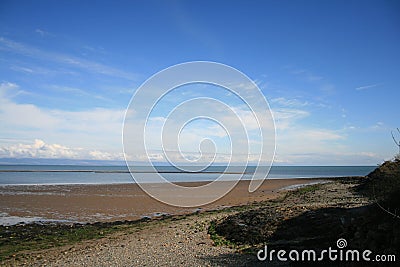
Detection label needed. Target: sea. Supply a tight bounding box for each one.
[0,165,377,185]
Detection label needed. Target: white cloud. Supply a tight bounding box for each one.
[88,150,122,161]
[10,66,34,73]
[290,68,323,82]
[300,129,344,141]
[0,139,76,158]
[124,96,274,163]
[9,63,76,76]
[355,83,381,91]
[275,127,345,156]
[0,82,18,91]
[371,121,385,129]
[50,85,111,102]
[0,139,123,160]
[270,97,308,107]
[273,150,380,165]
[268,95,354,164]
[272,108,309,130]
[35,29,50,37]
[0,80,381,165]
[0,82,125,153]
[227,79,263,91]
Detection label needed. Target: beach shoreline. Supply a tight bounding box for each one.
[0,178,331,225]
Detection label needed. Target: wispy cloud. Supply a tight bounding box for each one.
[355,83,381,91]
[49,85,112,102]
[289,68,323,82]
[35,28,51,37]
[9,64,73,76]
[270,97,309,107]
[0,37,137,80]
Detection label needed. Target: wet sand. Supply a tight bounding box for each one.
[0,179,325,224]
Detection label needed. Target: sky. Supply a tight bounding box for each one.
[0,0,399,165]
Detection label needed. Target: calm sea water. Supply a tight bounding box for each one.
[0,165,377,185]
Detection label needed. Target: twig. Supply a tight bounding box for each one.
[372,184,400,220]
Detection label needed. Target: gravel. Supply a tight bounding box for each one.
[3,213,260,266]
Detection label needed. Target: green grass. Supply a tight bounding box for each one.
[207,221,237,247]
[293,184,321,195]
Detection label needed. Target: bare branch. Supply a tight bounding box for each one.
[392,131,399,146]
[393,128,400,154]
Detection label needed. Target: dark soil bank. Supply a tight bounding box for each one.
[213,160,400,266]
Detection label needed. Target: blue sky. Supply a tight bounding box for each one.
[0,0,399,165]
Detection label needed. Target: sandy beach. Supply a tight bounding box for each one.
[0,179,324,224]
